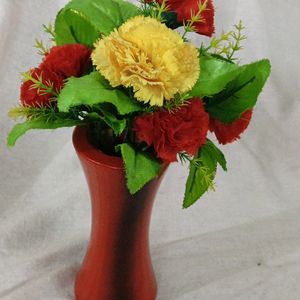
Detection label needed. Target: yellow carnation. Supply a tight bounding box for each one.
[92,16,200,106]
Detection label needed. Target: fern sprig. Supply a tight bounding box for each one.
[34,22,56,56]
[138,0,156,17]
[202,20,247,62]
[155,0,170,22]
[34,39,49,56]
[182,0,209,40]
[8,105,85,126]
[227,20,246,60]
[138,0,169,22]
[197,164,216,191]
[179,152,192,165]
[179,151,216,192]
[9,105,58,121]
[43,22,56,41]
[164,93,190,112]
[21,71,59,97]
[179,152,202,168]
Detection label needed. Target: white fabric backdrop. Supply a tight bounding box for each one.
[0,0,300,299]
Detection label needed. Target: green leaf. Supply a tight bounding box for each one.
[57,72,143,115]
[190,55,271,123]
[55,9,100,47]
[189,55,240,98]
[85,110,126,135]
[113,0,141,22]
[118,143,161,194]
[99,110,126,135]
[205,139,227,171]
[7,118,80,147]
[206,59,271,123]
[55,0,140,46]
[161,11,181,29]
[183,140,227,208]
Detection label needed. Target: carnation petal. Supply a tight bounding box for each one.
[209,110,253,145]
[92,16,200,107]
[133,98,209,162]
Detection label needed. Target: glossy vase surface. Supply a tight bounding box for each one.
[72,126,168,300]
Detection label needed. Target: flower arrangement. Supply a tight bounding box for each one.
[8,0,271,208]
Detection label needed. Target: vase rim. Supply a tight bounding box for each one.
[73,126,124,170]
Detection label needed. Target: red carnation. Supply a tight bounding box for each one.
[175,0,215,37]
[40,44,92,78]
[20,44,92,108]
[20,67,64,107]
[209,110,253,145]
[134,98,209,162]
[146,0,215,37]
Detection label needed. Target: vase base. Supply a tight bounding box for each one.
[75,271,157,300]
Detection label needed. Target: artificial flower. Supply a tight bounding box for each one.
[146,0,215,37]
[41,44,92,78]
[20,44,92,108]
[133,98,209,162]
[92,16,199,106]
[209,110,253,145]
[20,67,64,107]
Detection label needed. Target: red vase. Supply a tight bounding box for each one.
[72,126,168,300]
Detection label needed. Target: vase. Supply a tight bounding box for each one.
[72,126,168,300]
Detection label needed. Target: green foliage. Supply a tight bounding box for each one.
[7,118,81,147]
[151,0,170,22]
[85,109,127,135]
[203,20,246,62]
[183,140,227,208]
[35,22,56,55]
[118,143,161,194]
[164,93,191,112]
[7,105,89,146]
[57,72,143,115]
[179,152,193,165]
[182,0,209,39]
[206,59,271,123]
[138,0,170,22]
[161,11,180,29]
[34,39,49,56]
[190,55,271,123]
[189,54,240,98]
[98,108,126,135]
[138,0,155,17]
[228,21,246,60]
[55,0,140,46]
[43,22,56,40]
[10,105,59,121]
[205,140,227,172]
[21,71,58,97]
[113,0,141,21]
[55,10,100,47]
